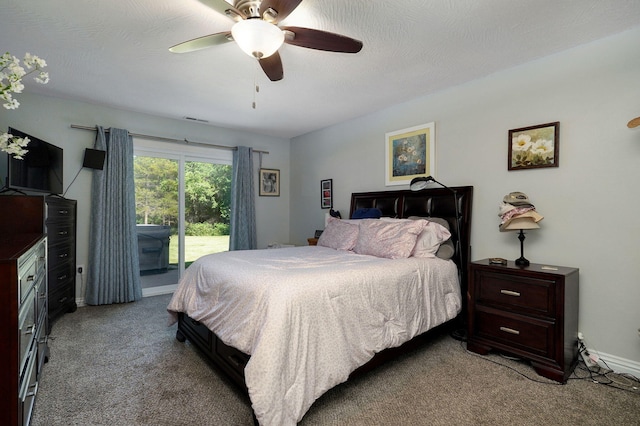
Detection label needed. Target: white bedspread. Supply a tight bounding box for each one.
[167,245,461,425]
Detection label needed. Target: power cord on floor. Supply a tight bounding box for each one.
[458,338,640,393]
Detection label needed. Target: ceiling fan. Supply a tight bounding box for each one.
[169,0,363,81]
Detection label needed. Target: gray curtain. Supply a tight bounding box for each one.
[229,146,256,250]
[85,126,142,305]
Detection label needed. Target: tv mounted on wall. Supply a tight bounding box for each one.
[0,127,63,195]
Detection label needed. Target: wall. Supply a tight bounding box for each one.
[290,27,640,371]
[0,93,291,297]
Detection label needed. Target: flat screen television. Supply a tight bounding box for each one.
[0,127,63,194]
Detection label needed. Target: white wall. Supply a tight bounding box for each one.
[0,93,291,296]
[290,27,640,370]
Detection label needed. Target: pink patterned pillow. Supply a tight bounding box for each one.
[354,219,426,259]
[317,218,359,251]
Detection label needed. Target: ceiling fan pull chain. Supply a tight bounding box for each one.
[252,63,259,109]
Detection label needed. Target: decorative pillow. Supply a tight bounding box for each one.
[354,219,426,259]
[317,217,359,251]
[427,217,456,260]
[351,207,382,219]
[408,216,453,259]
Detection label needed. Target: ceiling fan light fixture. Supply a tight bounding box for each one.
[231,19,284,59]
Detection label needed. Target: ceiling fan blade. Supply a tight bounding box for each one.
[282,26,363,53]
[169,32,232,53]
[197,0,245,21]
[260,0,302,23]
[258,51,284,81]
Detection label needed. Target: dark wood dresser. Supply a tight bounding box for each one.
[467,258,579,383]
[0,195,77,330]
[0,233,48,426]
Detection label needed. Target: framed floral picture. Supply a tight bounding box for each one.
[508,122,560,170]
[259,168,280,196]
[385,122,435,186]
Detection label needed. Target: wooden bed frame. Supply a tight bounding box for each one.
[175,186,473,412]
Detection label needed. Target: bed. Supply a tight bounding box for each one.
[167,186,473,425]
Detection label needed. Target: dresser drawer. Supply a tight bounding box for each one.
[48,242,74,265]
[180,314,213,349]
[475,308,554,358]
[18,288,37,375]
[48,261,75,293]
[475,271,555,317]
[46,199,75,222]
[216,338,249,377]
[46,221,75,244]
[48,285,75,317]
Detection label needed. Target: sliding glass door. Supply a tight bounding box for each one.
[133,140,232,294]
[183,160,232,270]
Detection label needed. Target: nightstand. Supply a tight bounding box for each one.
[467,259,579,383]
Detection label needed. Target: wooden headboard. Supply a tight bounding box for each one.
[350,186,474,301]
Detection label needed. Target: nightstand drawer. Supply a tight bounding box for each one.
[476,271,554,317]
[476,309,553,358]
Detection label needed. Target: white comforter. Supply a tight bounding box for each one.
[167,245,461,425]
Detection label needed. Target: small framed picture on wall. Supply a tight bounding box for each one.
[259,168,280,196]
[321,179,332,209]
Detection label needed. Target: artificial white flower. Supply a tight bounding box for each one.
[512,134,532,152]
[0,51,49,157]
[0,133,30,159]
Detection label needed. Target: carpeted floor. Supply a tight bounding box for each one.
[31,294,639,425]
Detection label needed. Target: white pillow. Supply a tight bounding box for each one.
[317,217,359,251]
[354,219,426,259]
[410,219,452,258]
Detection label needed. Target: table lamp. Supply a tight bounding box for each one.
[500,216,540,266]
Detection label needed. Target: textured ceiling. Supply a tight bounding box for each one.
[2,0,640,139]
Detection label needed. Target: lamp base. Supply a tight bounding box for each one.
[515,229,530,267]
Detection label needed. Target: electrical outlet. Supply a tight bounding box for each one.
[77,265,84,274]
[581,351,598,368]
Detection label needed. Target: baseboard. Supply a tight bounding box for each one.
[75,284,176,308]
[142,284,177,297]
[591,349,640,377]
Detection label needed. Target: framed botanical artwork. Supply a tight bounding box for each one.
[385,122,435,186]
[259,168,280,196]
[321,178,332,209]
[508,122,560,170]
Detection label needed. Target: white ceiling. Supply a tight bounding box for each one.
[3,0,640,139]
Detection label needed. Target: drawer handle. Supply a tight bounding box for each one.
[26,383,38,398]
[499,326,520,335]
[500,289,521,297]
[58,296,69,303]
[27,275,35,282]
[58,231,68,236]
[58,253,69,258]
[58,210,69,214]
[58,274,68,281]
[24,325,36,335]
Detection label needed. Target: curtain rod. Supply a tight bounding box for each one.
[70,124,269,155]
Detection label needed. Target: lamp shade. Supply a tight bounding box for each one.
[500,216,540,231]
[409,176,433,191]
[231,19,284,59]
